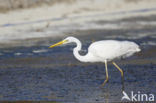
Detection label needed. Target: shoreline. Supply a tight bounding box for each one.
[0,0,156,47]
[0,13,156,48]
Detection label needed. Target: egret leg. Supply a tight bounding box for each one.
[112,62,124,91]
[101,60,109,86]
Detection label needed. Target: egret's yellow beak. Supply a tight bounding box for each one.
[49,40,68,48]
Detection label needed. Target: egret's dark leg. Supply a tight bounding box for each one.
[112,62,124,91]
[101,60,109,86]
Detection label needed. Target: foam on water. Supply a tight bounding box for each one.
[14,52,22,56]
[33,49,48,53]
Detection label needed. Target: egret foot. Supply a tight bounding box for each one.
[101,77,109,87]
[112,61,125,90]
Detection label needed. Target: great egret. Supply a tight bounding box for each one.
[49,36,141,87]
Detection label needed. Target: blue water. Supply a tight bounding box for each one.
[0,35,155,102]
[0,13,156,102]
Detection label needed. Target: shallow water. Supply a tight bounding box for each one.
[0,37,155,102]
[0,14,156,102]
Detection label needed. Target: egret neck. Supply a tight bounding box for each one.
[72,38,90,62]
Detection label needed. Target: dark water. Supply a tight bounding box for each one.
[0,40,155,102]
[0,15,156,102]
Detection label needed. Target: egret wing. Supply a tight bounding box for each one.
[88,40,122,60]
[88,40,139,61]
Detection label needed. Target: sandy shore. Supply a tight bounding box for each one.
[0,1,155,102]
[0,0,156,47]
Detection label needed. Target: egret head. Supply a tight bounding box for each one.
[49,36,75,48]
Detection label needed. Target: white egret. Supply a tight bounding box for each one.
[49,36,141,86]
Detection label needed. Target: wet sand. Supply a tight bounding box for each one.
[0,33,155,103]
[0,4,156,102]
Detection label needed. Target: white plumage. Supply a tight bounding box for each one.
[49,36,141,87]
[88,40,140,62]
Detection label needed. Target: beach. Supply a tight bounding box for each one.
[0,0,156,102]
[0,0,156,47]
